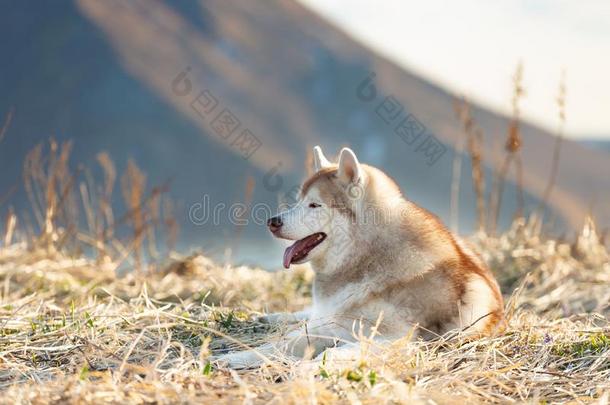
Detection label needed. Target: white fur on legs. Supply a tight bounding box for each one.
[214,349,263,369]
[214,335,306,369]
[214,342,280,369]
[315,342,361,364]
[215,322,350,369]
[302,337,397,374]
[257,309,310,324]
[295,343,361,375]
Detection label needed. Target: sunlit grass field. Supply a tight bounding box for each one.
[1,216,609,404]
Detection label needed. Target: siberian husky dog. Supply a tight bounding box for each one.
[217,146,504,368]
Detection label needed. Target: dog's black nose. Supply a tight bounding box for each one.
[267,216,283,232]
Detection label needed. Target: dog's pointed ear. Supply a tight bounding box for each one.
[313,145,332,172]
[337,147,363,184]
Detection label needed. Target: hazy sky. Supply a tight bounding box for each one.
[298,0,610,139]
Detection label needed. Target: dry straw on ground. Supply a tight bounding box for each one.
[1,216,609,404]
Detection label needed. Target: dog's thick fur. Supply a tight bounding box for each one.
[217,146,504,368]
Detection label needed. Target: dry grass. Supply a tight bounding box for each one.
[0,216,609,404]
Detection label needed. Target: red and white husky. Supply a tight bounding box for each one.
[218,146,504,368]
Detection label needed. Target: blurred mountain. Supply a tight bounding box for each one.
[1,0,609,266]
[580,139,610,153]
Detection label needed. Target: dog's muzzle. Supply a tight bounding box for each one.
[267,216,283,234]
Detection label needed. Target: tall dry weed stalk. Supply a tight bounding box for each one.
[95,152,117,262]
[146,185,161,260]
[77,152,116,263]
[470,126,486,232]
[0,107,14,144]
[3,208,17,246]
[23,140,80,251]
[163,197,178,252]
[114,162,172,274]
[450,102,467,232]
[231,175,255,259]
[121,160,147,274]
[454,98,486,232]
[537,70,567,227]
[0,108,16,216]
[489,62,525,235]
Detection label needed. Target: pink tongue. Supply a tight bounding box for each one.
[283,241,302,269]
[282,234,325,269]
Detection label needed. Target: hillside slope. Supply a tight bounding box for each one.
[1,0,608,264]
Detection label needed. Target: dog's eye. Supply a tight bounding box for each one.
[308,203,321,208]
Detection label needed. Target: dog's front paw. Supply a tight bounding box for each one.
[214,350,264,370]
[257,312,298,324]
